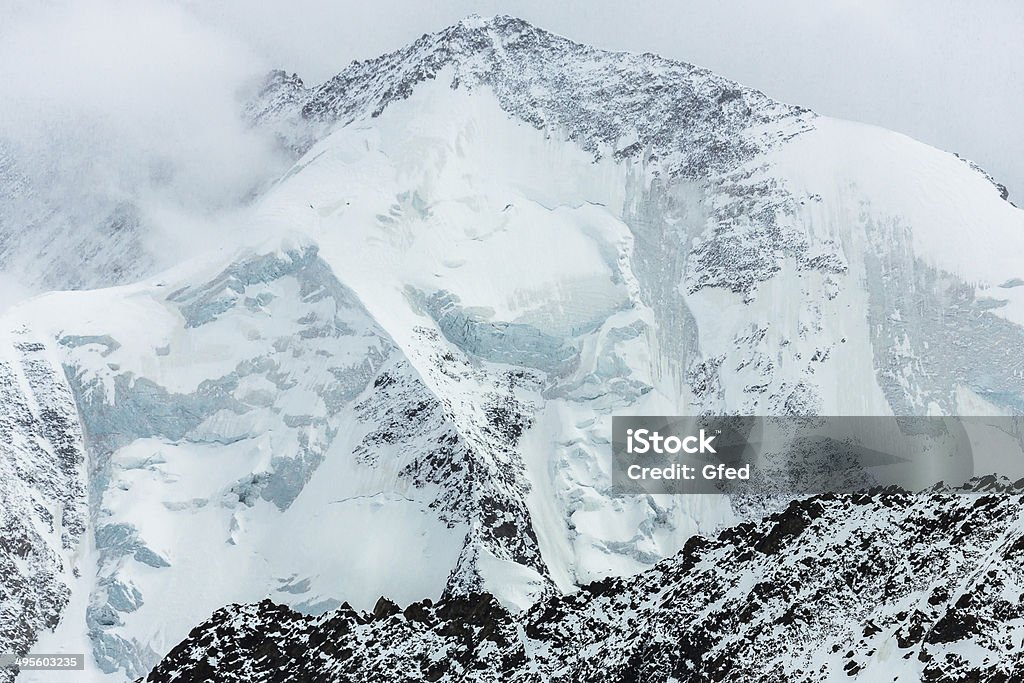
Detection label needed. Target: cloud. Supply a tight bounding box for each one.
[0,0,288,294]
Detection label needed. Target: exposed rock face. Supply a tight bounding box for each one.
[0,337,86,683]
[143,477,1024,683]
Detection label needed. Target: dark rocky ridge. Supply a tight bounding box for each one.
[144,477,1024,682]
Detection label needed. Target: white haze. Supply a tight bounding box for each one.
[0,0,287,311]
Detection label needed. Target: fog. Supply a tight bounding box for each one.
[0,0,282,200]
[0,0,288,311]
[0,0,1019,310]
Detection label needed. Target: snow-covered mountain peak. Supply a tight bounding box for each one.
[454,12,503,30]
[248,13,812,177]
[3,14,1024,682]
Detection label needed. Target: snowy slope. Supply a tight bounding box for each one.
[1,14,1023,682]
[4,239,504,678]
[143,477,1024,683]
[4,233,568,679]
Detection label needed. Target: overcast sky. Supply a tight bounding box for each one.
[2,0,1021,203]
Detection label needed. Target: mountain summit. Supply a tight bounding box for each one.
[248,13,810,177]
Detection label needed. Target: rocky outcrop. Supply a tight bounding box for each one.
[143,477,1024,682]
[0,338,86,683]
